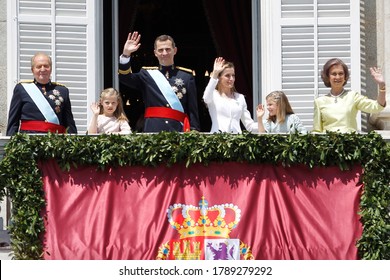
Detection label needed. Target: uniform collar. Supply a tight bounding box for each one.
[159,64,175,71]
[34,79,52,87]
[159,65,175,79]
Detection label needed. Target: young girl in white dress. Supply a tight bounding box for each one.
[88,88,131,134]
[257,91,306,133]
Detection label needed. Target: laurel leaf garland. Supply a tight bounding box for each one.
[0,131,388,259]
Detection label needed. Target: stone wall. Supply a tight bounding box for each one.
[369,0,390,130]
[0,0,6,135]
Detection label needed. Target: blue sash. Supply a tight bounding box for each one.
[21,83,60,124]
[147,70,184,112]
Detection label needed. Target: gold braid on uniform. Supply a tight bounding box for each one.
[52,81,66,87]
[18,80,34,84]
[142,66,159,70]
[118,67,132,75]
[176,66,193,74]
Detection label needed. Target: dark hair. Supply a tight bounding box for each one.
[154,35,176,49]
[216,61,237,94]
[321,58,350,87]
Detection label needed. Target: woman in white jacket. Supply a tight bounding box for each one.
[203,57,258,133]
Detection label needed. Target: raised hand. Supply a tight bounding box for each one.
[256,104,266,133]
[256,104,265,119]
[369,67,385,86]
[123,32,141,56]
[370,67,387,106]
[90,102,100,116]
[211,57,226,78]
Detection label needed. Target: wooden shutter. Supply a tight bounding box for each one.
[262,0,360,130]
[8,0,103,133]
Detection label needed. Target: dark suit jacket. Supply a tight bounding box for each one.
[119,61,200,132]
[6,80,77,136]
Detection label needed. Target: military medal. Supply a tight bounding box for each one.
[48,89,64,113]
[172,78,186,99]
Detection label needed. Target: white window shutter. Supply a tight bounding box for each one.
[8,0,103,134]
[262,0,360,131]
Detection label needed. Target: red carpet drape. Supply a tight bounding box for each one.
[40,160,363,260]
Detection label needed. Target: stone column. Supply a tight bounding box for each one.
[370,0,390,130]
[0,0,7,135]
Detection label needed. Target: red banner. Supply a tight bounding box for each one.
[40,160,363,260]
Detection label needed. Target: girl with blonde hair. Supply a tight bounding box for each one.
[257,91,306,133]
[88,88,131,134]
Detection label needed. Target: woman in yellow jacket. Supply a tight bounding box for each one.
[312,58,386,133]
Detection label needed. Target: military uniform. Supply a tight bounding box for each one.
[6,80,78,136]
[118,60,200,132]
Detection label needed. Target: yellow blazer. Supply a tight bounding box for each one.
[312,90,385,133]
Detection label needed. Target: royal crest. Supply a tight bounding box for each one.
[156,196,253,260]
[205,239,239,260]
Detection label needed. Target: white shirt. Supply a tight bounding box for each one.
[203,78,258,133]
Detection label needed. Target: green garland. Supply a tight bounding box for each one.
[0,131,389,259]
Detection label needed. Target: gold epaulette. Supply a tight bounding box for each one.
[176,66,193,74]
[118,68,132,75]
[52,81,66,87]
[142,66,159,70]
[18,80,34,84]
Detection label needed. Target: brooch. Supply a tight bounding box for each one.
[48,89,64,113]
[172,78,186,99]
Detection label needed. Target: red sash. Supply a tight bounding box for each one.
[20,120,66,133]
[144,107,190,132]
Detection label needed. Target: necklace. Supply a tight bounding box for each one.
[329,90,345,103]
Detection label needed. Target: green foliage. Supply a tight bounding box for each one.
[0,131,389,259]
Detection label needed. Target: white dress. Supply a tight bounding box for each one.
[95,115,131,134]
[203,78,258,133]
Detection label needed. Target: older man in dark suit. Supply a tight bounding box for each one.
[6,52,77,136]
